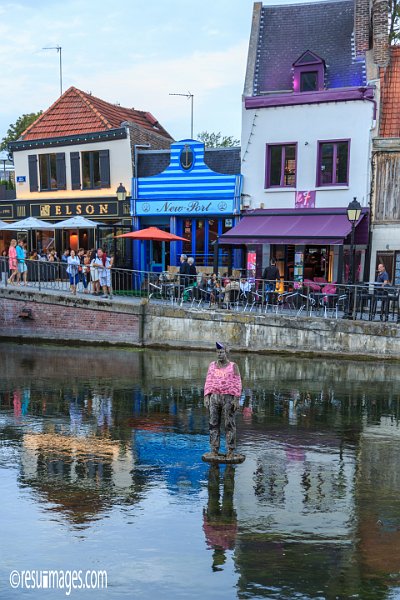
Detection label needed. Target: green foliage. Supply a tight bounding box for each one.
[0,179,15,190]
[0,111,42,151]
[197,131,240,148]
[389,0,400,44]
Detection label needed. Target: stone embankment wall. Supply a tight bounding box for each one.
[0,287,399,359]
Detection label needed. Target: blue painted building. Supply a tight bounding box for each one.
[132,139,242,272]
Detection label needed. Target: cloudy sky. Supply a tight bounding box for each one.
[1,0,315,142]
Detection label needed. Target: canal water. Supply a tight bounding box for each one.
[1,344,400,600]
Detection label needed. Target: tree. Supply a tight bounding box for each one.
[197,131,240,148]
[1,111,42,151]
[389,0,400,44]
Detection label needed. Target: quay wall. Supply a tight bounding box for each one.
[0,288,399,359]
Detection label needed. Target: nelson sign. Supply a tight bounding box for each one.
[31,201,120,219]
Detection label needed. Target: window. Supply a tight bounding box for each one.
[82,151,101,189]
[266,144,296,188]
[293,51,325,93]
[39,154,57,190]
[318,140,350,186]
[28,153,66,192]
[300,71,318,92]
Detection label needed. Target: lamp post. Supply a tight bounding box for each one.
[346,197,362,285]
[116,183,127,202]
[42,46,63,96]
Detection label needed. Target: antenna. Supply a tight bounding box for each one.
[169,92,194,139]
[43,46,63,96]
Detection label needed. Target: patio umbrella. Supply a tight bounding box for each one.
[0,220,10,229]
[52,216,103,229]
[1,217,54,230]
[115,226,188,242]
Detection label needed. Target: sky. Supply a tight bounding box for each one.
[1,0,318,143]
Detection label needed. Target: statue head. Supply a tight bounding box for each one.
[216,341,228,363]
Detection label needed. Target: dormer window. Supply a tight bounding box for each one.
[293,50,325,93]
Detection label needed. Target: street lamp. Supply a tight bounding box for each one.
[346,197,362,285]
[116,183,127,202]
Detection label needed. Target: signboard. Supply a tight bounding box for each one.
[295,191,316,209]
[136,198,235,216]
[31,201,119,219]
[0,204,13,219]
[294,251,304,282]
[16,176,26,183]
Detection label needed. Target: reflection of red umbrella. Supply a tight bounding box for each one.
[115,227,188,242]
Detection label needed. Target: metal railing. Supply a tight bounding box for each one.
[0,257,399,323]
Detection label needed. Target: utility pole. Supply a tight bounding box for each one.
[43,46,63,96]
[169,92,194,139]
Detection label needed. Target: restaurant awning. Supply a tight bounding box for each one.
[218,208,369,246]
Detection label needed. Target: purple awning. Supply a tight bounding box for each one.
[218,209,369,246]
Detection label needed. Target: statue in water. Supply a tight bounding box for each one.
[203,342,244,463]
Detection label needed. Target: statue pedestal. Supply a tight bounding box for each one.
[202,452,246,464]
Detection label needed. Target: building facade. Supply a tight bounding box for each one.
[220,0,385,283]
[133,140,242,272]
[370,47,400,283]
[3,86,172,264]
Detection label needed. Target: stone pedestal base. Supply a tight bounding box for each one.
[202,452,246,464]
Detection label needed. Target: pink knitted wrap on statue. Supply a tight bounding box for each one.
[204,361,242,397]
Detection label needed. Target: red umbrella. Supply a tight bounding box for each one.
[115,226,188,242]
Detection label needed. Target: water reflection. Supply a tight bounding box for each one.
[203,465,237,572]
[1,344,400,599]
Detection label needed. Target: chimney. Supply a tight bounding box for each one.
[354,0,371,57]
[373,0,390,66]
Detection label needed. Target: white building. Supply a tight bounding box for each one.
[220,0,386,284]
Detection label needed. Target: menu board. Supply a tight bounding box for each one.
[294,251,304,282]
[395,252,400,285]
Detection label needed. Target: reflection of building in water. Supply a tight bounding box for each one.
[357,418,400,580]
[234,437,357,597]
[91,393,113,428]
[203,464,237,572]
[20,432,136,524]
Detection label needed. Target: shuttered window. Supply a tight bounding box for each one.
[82,150,110,189]
[70,152,81,190]
[28,155,38,192]
[38,153,66,190]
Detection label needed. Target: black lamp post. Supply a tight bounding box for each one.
[116,183,127,202]
[346,197,362,285]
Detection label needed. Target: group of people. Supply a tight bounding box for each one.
[5,242,113,298]
[65,248,113,297]
[177,254,262,305]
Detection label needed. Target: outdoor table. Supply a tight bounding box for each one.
[313,292,339,318]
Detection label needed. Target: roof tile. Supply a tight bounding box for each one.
[379,48,400,137]
[21,87,172,141]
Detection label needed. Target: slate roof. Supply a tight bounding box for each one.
[252,0,366,96]
[21,87,173,141]
[379,48,400,137]
[137,147,241,177]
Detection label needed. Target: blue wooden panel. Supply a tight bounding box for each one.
[135,140,242,215]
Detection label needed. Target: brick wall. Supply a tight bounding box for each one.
[373,0,390,66]
[354,0,371,57]
[0,293,141,345]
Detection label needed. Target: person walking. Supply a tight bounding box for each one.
[16,239,28,286]
[262,258,281,304]
[66,249,80,295]
[8,239,18,285]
